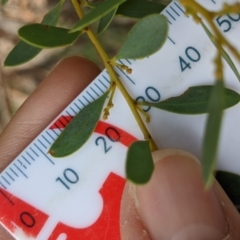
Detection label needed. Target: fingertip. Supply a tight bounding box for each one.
[136,149,227,239]
[42,56,101,95]
[0,56,101,172]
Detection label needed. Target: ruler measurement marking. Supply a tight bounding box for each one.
[6,172,15,181]
[117,67,135,85]
[126,59,132,65]
[102,75,110,83]
[70,106,77,115]
[65,110,73,119]
[170,6,180,16]
[0,182,6,189]
[98,79,108,89]
[0,189,14,205]
[2,176,10,185]
[174,2,186,14]
[53,123,63,132]
[1,2,239,239]
[46,131,55,142]
[17,159,27,169]
[74,102,81,111]
[10,167,18,177]
[13,163,28,179]
[38,139,47,149]
[22,155,31,165]
[83,95,91,104]
[90,87,100,97]
[58,118,68,128]
[78,99,86,107]
[42,135,51,145]
[26,151,35,161]
[30,147,39,157]
[34,143,55,165]
[166,18,172,24]
[94,82,104,93]
[62,115,71,124]
[49,127,60,138]
[168,36,176,44]
[166,10,176,21]
[86,91,96,101]
[118,60,135,85]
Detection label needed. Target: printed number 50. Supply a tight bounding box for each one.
[216,14,240,33]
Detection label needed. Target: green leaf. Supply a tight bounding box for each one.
[115,14,168,59]
[201,23,240,82]
[42,0,65,25]
[19,24,81,48]
[216,170,240,206]
[70,0,126,33]
[141,85,240,114]
[202,80,224,187]
[49,91,109,157]
[98,8,117,34]
[117,0,165,18]
[4,0,65,67]
[4,41,42,67]
[126,140,154,184]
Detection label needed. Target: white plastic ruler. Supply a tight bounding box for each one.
[0,0,240,239]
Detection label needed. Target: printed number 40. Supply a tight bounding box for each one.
[179,46,201,72]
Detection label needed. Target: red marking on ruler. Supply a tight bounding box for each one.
[50,116,138,147]
[0,188,49,238]
[50,115,73,129]
[48,115,137,239]
[49,173,125,240]
[0,116,136,239]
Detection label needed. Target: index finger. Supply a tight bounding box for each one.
[0,56,101,239]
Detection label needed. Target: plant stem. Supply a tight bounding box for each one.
[180,0,240,65]
[71,0,158,151]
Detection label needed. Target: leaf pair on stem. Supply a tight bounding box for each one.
[3,0,240,187]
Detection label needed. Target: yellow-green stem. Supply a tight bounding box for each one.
[71,0,158,151]
[180,0,240,63]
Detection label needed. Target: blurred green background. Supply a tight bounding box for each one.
[0,0,137,132]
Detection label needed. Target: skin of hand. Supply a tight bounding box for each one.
[0,56,240,240]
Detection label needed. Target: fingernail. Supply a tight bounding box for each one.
[136,149,228,240]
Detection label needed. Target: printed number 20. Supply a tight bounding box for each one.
[95,127,120,154]
[179,46,201,72]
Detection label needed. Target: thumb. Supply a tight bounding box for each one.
[120,149,240,240]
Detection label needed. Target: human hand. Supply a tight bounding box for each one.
[0,56,239,240]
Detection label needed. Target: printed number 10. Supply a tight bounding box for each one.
[56,168,79,190]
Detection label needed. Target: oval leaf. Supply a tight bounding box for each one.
[98,8,117,34]
[202,80,224,187]
[49,91,109,157]
[126,140,154,184]
[117,0,165,19]
[5,0,65,66]
[42,0,65,26]
[141,85,240,114]
[115,14,168,59]
[70,0,126,33]
[4,41,42,67]
[216,170,240,206]
[19,24,81,48]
